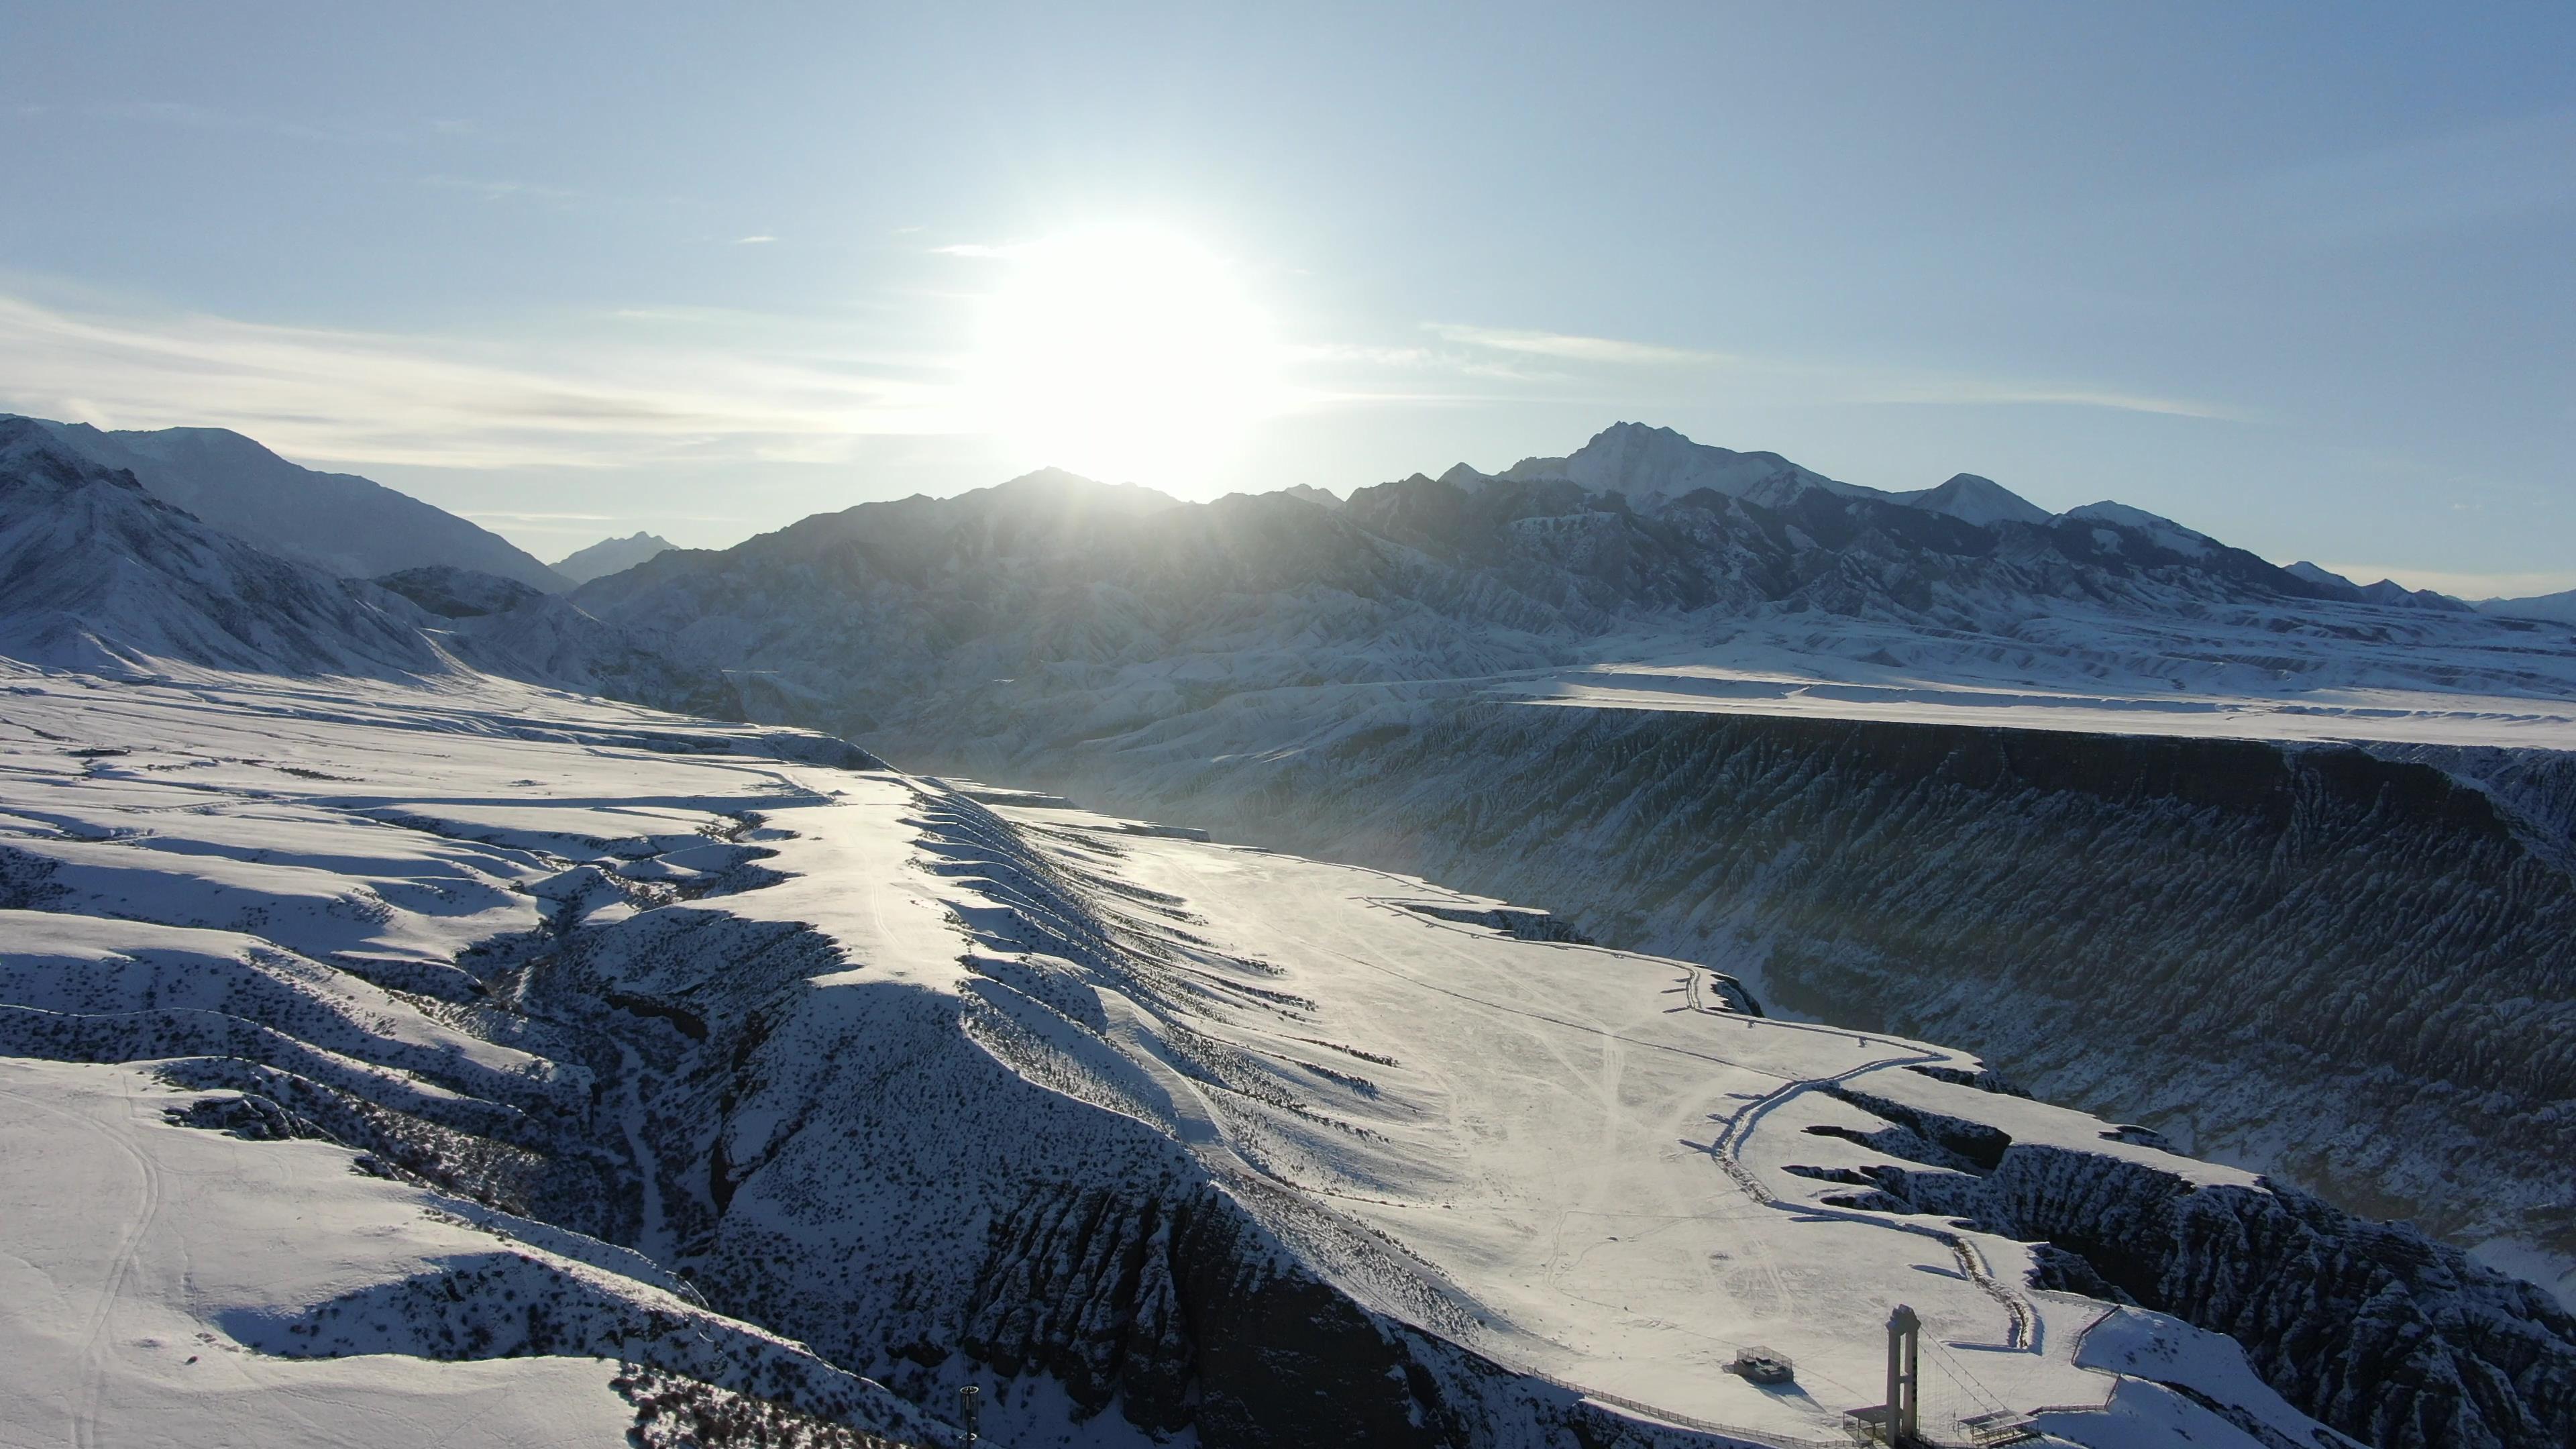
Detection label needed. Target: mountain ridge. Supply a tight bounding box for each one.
[13,414,569,591]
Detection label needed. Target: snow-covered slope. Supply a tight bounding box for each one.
[11,663,2562,1448]
[374,565,745,719]
[0,419,446,678]
[19,415,568,590]
[2485,587,2576,626]
[0,426,736,718]
[553,531,679,585]
[1891,473,2052,527]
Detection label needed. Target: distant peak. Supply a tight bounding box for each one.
[974,468,1182,515]
[1894,472,2050,528]
[1279,483,1344,508]
[2283,560,2357,590]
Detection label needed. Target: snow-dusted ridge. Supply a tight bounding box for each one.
[0,420,741,719]
[2,663,2567,1448]
[17,415,569,592]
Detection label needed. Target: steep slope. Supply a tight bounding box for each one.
[554,531,679,585]
[0,428,740,720]
[13,664,2565,1448]
[21,415,568,590]
[0,419,445,678]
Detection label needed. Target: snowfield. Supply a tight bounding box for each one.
[0,660,2440,1448]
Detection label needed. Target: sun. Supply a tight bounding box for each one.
[967,227,1283,488]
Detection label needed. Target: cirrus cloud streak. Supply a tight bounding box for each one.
[0,290,961,470]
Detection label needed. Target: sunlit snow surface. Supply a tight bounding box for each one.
[1523,612,2576,751]
[0,661,2337,1448]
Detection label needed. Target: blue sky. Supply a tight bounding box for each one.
[2,3,2570,593]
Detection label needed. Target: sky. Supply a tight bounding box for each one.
[1,3,2571,594]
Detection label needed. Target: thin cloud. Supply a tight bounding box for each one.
[1426,323,1734,368]
[1420,319,2243,421]
[422,174,590,205]
[1857,376,2245,421]
[0,290,961,471]
[733,234,777,245]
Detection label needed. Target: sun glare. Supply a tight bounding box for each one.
[968,227,1283,488]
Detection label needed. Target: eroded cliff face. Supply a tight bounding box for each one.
[1792,1083,2576,1449]
[989,704,2576,1288]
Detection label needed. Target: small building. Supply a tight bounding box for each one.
[1722,1346,1795,1384]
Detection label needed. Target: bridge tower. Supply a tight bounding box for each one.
[1884,1303,1921,1446]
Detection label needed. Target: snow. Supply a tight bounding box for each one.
[19,415,568,592]
[1890,474,2052,529]
[0,658,2345,1448]
[0,1056,883,1449]
[2056,502,2212,559]
[991,817,2269,1443]
[1515,611,2576,751]
[2483,586,2576,625]
[1498,422,1867,508]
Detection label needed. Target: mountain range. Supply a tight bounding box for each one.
[5,411,2576,1448]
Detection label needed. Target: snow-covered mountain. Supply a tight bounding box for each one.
[9,413,2576,1446]
[557,423,2576,1340]
[2485,586,2576,625]
[1493,421,1876,509]
[0,418,449,678]
[15,414,569,591]
[372,564,745,718]
[572,423,2566,759]
[1491,423,2049,530]
[553,530,680,585]
[7,663,2563,1449]
[0,421,736,716]
[2278,559,2477,612]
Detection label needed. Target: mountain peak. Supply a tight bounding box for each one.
[1894,472,2051,527]
[978,468,1179,511]
[550,531,678,586]
[1499,421,1860,509]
